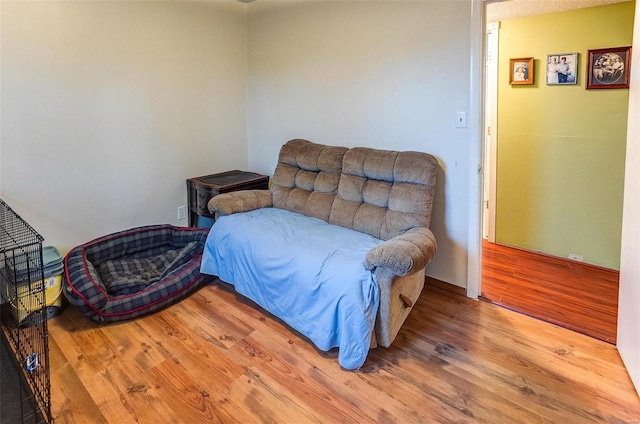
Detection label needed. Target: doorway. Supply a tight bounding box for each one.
[479,0,630,343]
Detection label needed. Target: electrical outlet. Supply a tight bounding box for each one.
[177,205,186,220]
[568,253,583,262]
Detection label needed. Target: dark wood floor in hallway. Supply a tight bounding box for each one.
[481,239,619,344]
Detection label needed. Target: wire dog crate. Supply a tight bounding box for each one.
[0,198,52,423]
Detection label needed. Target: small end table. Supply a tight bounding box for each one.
[187,170,269,227]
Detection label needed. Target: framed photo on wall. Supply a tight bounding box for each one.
[586,46,632,89]
[510,57,534,85]
[546,53,578,85]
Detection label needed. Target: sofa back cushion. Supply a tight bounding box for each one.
[329,147,438,241]
[271,139,439,241]
[271,139,348,221]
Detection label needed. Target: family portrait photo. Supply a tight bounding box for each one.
[510,57,534,85]
[587,46,632,89]
[546,53,578,85]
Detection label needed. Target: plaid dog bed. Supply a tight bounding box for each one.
[63,225,209,322]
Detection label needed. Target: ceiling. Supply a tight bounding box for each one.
[233,0,633,20]
[486,0,633,22]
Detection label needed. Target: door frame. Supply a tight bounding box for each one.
[483,21,499,243]
[465,0,485,300]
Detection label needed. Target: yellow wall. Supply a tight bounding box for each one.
[496,1,635,270]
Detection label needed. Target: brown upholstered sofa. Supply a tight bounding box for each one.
[207,139,438,358]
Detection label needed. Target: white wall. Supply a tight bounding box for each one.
[247,1,473,287]
[618,0,640,395]
[1,1,475,288]
[1,1,248,252]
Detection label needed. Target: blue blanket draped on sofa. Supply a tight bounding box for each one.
[200,208,382,369]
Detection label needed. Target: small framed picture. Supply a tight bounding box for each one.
[546,53,578,85]
[586,46,632,89]
[510,57,534,85]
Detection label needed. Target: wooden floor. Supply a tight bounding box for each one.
[481,240,619,344]
[46,278,639,423]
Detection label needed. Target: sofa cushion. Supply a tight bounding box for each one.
[330,147,438,240]
[200,207,382,370]
[271,139,347,222]
[269,139,439,241]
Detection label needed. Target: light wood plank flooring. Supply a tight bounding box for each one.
[481,240,619,344]
[47,278,640,423]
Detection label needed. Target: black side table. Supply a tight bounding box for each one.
[187,170,269,227]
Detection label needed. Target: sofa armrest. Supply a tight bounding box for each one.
[365,227,437,276]
[208,189,273,217]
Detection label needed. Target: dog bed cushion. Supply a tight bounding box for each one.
[64,225,209,322]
